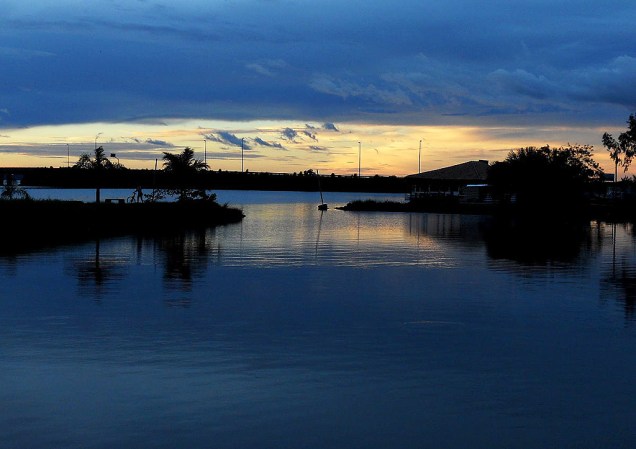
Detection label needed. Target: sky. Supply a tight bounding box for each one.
[1,0,636,176]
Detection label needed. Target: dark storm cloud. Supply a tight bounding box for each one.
[1,0,636,129]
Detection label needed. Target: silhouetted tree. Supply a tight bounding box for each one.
[162,147,207,174]
[73,146,123,170]
[161,147,212,201]
[603,114,636,181]
[488,144,603,210]
[1,173,31,200]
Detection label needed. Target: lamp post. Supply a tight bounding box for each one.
[419,139,422,174]
[241,138,245,173]
[203,139,207,167]
[67,144,70,168]
[358,141,361,177]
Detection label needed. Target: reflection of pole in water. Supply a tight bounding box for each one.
[315,209,324,257]
[94,238,101,280]
[613,222,617,277]
[408,213,421,245]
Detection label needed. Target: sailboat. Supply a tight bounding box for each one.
[317,170,328,210]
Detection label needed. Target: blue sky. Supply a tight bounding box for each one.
[1,0,635,174]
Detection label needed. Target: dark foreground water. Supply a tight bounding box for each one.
[2,190,636,448]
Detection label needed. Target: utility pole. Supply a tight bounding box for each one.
[203,138,207,167]
[419,140,422,173]
[358,141,361,177]
[241,138,245,173]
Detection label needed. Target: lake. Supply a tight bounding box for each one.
[2,189,636,449]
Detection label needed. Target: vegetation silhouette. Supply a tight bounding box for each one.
[603,114,636,181]
[0,145,243,254]
[1,173,31,200]
[160,147,213,202]
[73,146,125,170]
[488,144,603,215]
[72,146,126,203]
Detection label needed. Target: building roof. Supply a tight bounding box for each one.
[407,160,489,181]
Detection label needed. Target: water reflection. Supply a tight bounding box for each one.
[407,213,485,249]
[601,222,636,319]
[481,216,596,266]
[5,196,636,449]
[68,239,127,298]
[156,229,216,291]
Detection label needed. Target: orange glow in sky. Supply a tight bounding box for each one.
[0,120,624,177]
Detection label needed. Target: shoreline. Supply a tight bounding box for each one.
[338,198,636,222]
[0,199,244,253]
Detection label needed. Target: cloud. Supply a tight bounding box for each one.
[145,138,174,147]
[309,76,413,107]
[569,55,636,107]
[281,128,298,142]
[1,0,636,130]
[245,59,287,77]
[0,46,56,59]
[488,69,558,100]
[323,123,339,132]
[253,137,285,150]
[206,132,251,150]
[301,130,317,141]
[245,63,275,77]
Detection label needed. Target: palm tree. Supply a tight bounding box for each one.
[73,146,115,170]
[162,147,207,174]
[162,147,210,201]
[603,114,636,184]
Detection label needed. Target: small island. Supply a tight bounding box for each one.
[0,148,244,252]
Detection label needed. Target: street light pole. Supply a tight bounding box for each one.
[419,140,422,174]
[241,138,245,173]
[67,144,70,168]
[358,141,361,177]
[203,139,207,167]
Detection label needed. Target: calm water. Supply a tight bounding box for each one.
[2,190,636,449]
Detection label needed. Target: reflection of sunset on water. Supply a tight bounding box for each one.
[3,191,636,449]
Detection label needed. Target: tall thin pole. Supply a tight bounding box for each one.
[152,158,158,200]
[203,139,207,166]
[67,144,70,168]
[358,141,361,177]
[241,138,245,173]
[419,140,422,174]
